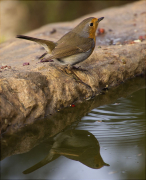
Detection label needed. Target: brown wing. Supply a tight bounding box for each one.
[50,45,83,59]
[50,37,94,59]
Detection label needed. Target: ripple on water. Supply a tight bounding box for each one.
[77,90,145,146]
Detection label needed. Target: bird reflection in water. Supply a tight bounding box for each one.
[23,129,109,174]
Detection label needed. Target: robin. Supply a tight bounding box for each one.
[17,17,104,66]
[23,129,109,174]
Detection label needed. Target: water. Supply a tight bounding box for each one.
[0,76,145,180]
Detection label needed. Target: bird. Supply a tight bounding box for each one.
[17,17,104,66]
[23,129,109,174]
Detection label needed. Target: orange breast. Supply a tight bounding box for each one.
[88,18,98,41]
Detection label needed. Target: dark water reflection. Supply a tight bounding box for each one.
[0,76,145,180]
[23,129,109,174]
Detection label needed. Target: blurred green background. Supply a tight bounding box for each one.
[0,0,136,43]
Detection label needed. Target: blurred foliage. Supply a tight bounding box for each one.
[21,1,136,32]
[0,0,136,42]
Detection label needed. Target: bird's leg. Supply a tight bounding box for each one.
[38,52,48,59]
[39,58,54,63]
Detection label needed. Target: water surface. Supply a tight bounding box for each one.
[1,76,145,180]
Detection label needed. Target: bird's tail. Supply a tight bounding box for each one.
[23,151,59,174]
[23,158,50,174]
[17,35,41,42]
[17,35,56,53]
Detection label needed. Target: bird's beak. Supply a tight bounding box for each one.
[104,162,110,166]
[98,17,104,22]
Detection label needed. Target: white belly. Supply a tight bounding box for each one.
[61,49,92,65]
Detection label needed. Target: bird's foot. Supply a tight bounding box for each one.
[72,66,87,71]
[58,64,70,72]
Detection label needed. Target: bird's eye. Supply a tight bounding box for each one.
[89,22,93,26]
[96,164,99,167]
